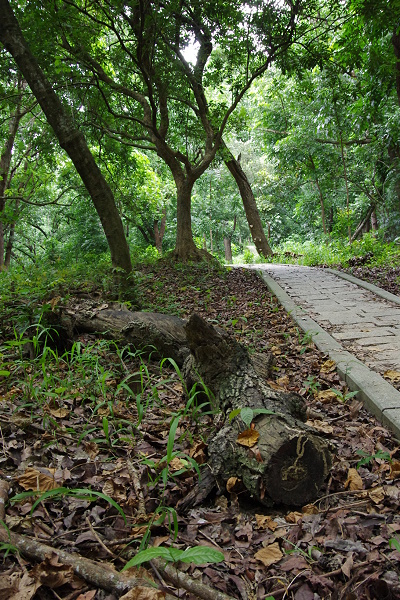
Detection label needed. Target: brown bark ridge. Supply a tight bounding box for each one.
[0,0,133,278]
[221,140,273,259]
[183,314,331,507]
[60,303,190,366]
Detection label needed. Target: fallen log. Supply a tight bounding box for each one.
[183,314,331,507]
[59,302,190,365]
[54,304,330,506]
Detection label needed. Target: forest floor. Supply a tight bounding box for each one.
[1,261,400,600]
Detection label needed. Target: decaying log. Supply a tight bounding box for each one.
[183,314,331,507]
[59,303,189,365]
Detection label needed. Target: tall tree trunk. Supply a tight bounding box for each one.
[0,80,22,268]
[173,179,201,260]
[154,208,166,254]
[221,141,273,258]
[392,27,400,108]
[0,0,132,277]
[223,237,233,263]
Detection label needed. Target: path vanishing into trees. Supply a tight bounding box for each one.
[246,264,400,438]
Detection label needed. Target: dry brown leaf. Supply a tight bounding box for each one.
[31,552,74,588]
[276,375,290,388]
[285,511,302,524]
[315,390,339,403]
[17,467,59,492]
[50,296,61,312]
[189,441,206,465]
[82,441,99,459]
[120,587,165,599]
[384,370,400,382]
[226,477,241,493]
[0,571,40,600]
[390,460,400,479]
[236,429,259,447]
[168,457,187,472]
[76,592,97,600]
[320,359,336,373]
[302,504,319,515]
[341,552,354,578]
[344,468,363,491]
[254,542,283,567]
[102,480,127,503]
[306,420,334,434]
[368,486,385,504]
[48,407,70,419]
[255,514,278,531]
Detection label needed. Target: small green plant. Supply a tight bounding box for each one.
[229,407,275,429]
[10,487,127,523]
[329,388,359,403]
[122,544,224,570]
[301,375,321,395]
[389,537,400,552]
[356,449,392,469]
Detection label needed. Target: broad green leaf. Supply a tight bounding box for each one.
[179,546,225,564]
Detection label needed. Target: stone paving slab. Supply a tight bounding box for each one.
[248,264,400,439]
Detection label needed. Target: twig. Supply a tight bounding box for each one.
[0,479,10,521]
[126,458,147,518]
[85,517,121,561]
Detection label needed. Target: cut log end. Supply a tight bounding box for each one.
[208,415,331,507]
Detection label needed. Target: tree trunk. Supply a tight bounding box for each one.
[221,141,273,258]
[223,236,233,263]
[392,27,400,108]
[154,208,167,254]
[173,178,205,261]
[0,0,132,278]
[0,79,22,268]
[183,314,331,507]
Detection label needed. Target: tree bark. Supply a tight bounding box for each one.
[59,303,190,366]
[221,141,273,259]
[223,237,233,263]
[183,314,331,507]
[0,0,132,277]
[0,77,23,268]
[154,208,167,253]
[173,177,208,261]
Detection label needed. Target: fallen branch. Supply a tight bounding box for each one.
[0,485,236,600]
[0,526,169,598]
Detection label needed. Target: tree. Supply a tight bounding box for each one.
[41,0,310,260]
[0,0,133,280]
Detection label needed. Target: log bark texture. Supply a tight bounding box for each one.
[183,314,331,507]
[60,303,190,366]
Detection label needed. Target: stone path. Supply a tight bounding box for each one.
[248,264,400,438]
[259,265,400,374]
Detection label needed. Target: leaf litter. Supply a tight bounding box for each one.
[1,263,400,599]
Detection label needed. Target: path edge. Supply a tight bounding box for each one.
[256,268,400,439]
[325,268,400,306]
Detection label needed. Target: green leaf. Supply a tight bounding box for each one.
[240,407,254,428]
[252,408,275,417]
[0,371,10,377]
[122,547,172,569]
[179,546,225,564]
[166,416,180,462]
[229,408,241,422]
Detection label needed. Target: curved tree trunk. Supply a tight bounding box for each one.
[0,0,132,278]
[221,140,273,259]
